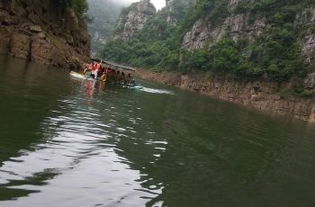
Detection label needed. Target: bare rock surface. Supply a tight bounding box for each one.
[0,0,90,69]
[113,0,156,40]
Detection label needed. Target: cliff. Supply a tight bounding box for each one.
[113,0,156,41]
[87,0,126,56]
[0,0,90,69]
[102,0,315,122]
[164,0,195,24]
[182,1,315,62]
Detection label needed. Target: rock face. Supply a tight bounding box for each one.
[296,7,315,64]
[0,0,90,69]
[136,69,315,123]
[164,0,195,24]
[181,0,315,64]
[182,0,266,50]
[113,0,156,40]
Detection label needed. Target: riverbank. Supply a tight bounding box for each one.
[136,69,315,123]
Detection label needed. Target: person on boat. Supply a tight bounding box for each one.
[126,73,132,85]
[89,62,96,79]
[116,71,121,83]
[105,68,112,82]
[93,61,101,79]
[82,63,89,75]
[100,72,107,82]
[98,64,104,78]
[121,72,126,85]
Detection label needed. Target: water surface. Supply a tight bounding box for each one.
[1,56,315,207]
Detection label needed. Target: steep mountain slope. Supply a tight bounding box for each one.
[101,0,315,122]
[112,0,156,41]
[103,0,315,82]
[87,0,126,56]
[0,0,90,69]
[101,0,191,68]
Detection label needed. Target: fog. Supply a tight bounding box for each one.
[119,0,165,10]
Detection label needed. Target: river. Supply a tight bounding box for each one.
[1,56,315,207]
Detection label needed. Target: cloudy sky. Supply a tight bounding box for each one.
[120,0,165,10]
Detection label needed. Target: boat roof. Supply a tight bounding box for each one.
[91,58,136,72]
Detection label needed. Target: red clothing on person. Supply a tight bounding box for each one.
[95,63,101,71]
[88,63,93,70]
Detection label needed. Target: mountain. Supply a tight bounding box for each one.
[112,0,156,41]
[101,0,315,84]
[87,0,128,56]
[98,0,315,121]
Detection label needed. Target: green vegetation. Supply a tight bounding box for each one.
[101,0,313,82]
[68,0,89,17]
[50,0,88,17]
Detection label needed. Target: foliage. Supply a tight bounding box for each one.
[68,0,89,17]
[51,0,89,17]
[101,0,312,82]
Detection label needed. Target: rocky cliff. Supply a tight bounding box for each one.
[113,0,156,40]
[87,0,126,56]
[182,1,315,62]
[103,0,315,122]
[0,0,90,69]
[164,0,195,24]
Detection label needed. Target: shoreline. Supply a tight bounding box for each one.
[136,69,315,123]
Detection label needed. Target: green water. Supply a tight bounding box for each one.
[1,56,315,207]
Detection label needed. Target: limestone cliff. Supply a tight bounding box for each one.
[182,1,266,50]
[0,0,90,69]
[164,0,195,24]
[180,0,315,88]
[103,0,315,122]
[182,1,315,63]
[113,0,156,41]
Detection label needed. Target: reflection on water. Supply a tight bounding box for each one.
[1,56,315,207]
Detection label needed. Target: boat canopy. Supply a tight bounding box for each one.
[91,58,136,73]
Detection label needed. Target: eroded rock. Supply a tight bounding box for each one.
[10,32,30,59]
[0,0,90,69]
[31,38,53,64]
[305,72,315,89]
[113,0,156,40]
[30,25,42,33]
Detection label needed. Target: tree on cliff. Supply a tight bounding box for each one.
[52,0,88,17]
[68,0,88,17]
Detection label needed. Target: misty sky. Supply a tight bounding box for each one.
[120,0,165,10]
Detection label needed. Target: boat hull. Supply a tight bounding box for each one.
[70,71,141,89]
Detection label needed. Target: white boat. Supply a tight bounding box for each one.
[70,71,88,80]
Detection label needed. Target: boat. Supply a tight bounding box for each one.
[70,59,143,89]
[70,71,143,89]
[70,71,90,80]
